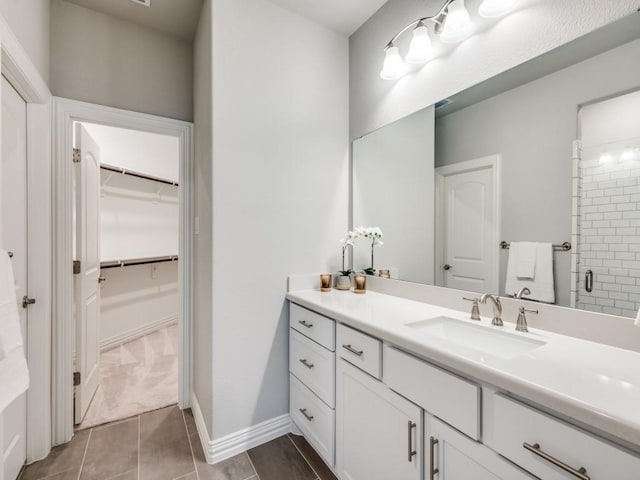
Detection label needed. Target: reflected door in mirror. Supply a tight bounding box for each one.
[437,157,499,294]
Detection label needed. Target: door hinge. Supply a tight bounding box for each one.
[73,371,81,386]
[73,260,81,274]
[72,148,81,163]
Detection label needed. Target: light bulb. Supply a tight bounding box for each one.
[406,23,433,64]
[621,148,636,161]
[441,0,473,43]
[479,0,519,18]
[380,45,407,80]
[599,152,613,164]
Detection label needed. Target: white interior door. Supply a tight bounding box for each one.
[436,157,499,294]
[1,76,28,480]
[74,124,102,424]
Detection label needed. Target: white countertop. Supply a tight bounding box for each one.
[286,288,640,452]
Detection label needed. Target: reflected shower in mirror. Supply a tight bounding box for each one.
[351,14,640,316]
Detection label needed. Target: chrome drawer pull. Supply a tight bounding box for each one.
[429,437,439,480]
[342,344,363,356]
[299,358,314,369]
[298,320,313,328]
[407,421,417,462]
[523,442,590,480]
[299,408,314,421]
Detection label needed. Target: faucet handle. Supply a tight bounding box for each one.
[463,297,481,321]
[516,306,538,333]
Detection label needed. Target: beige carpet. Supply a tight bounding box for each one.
[77,323,178,430]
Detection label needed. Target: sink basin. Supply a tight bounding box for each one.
[405,316,546,359]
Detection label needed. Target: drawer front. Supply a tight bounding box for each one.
[336,323,382,379]
[290,303,335,351]
[384,345,481,440]
[290,374,335,467]
[488,393,640,480]
[289,329,335,407]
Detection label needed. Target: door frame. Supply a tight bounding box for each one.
[52,97,194,445]
[0,14,53,464]
[434,155,502,293]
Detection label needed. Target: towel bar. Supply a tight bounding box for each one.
[500,241,571,251]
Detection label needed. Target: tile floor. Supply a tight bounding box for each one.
[20,405,337,480]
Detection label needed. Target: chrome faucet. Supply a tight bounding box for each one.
[515,287,531,299]
[480,293,503,326]
[516,306,538,333]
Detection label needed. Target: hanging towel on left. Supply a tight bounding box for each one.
[0,247,29,413]
[505,242,555,303]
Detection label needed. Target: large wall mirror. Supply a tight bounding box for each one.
[353,13,640,317]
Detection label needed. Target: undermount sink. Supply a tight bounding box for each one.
[405,316,547,359]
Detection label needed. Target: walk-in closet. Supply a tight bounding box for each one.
[73,123,180,429]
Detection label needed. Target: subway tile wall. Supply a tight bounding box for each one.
[575,139,640,317]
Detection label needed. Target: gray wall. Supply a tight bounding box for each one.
[50,0,193,121]
[210,0,349,439]
[435,39,640,306]
[349,0,638,140]
[353,106,435,284]
[0,0,50,85]
[192,0,213,433]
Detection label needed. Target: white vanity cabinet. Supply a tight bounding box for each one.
[289,303,336,466]
[336,359,422,480]
[427,416,534,480]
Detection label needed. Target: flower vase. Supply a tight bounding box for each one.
[336,275,351,291]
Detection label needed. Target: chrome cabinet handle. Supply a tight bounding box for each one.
[342,344,363,357]
[407,421,417,462]
[585,270,593,293]
[523,442,590,480]
[298,320,313,328]
[429,436,439,480]
[299,358,314,369]
[299,408,314,421]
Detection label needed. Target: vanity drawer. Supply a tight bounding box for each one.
[290,303,335,351]
[383,345,480,440]
[289,328,335,407]
[487,393,640,480]
[336,323,382,379]
[290,374,335,467]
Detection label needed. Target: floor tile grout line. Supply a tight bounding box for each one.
[244,451,261,480]
[181,409,200,480]
[137,415,141,480]
[286,434,323,480]
[76,427,93,480]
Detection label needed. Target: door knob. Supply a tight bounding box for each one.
[22,296,36,308]
[443,264,452,270]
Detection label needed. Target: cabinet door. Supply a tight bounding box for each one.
[336,360,422,480]
[428,416,534,480]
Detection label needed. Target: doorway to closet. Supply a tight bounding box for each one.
[73,122,181,430]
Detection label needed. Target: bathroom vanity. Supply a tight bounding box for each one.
[287,284,640,480]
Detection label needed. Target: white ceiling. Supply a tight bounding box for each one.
[64,0,204,42]
[265,0,388,36]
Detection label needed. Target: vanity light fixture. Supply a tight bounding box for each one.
[621,147,636,162]
[380,0,519,80]
[599,151,613,164]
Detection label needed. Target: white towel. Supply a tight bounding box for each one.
[514,242,537,279]
[0,248,29,413]
[505,242,555,303]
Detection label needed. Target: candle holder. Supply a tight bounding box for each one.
[320,274,333,292]
[378,269,390,278]
[353,274,367,294]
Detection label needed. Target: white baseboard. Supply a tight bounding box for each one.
[190,392,292,465]
[100,315,177,351]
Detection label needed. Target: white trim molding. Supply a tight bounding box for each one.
[100,316,178,351]
[435,155,502,294]
[0,12,53,464]
[190,392,291,465]
[52,97,194,445]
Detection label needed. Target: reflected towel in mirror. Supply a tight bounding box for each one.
[505,242,555,303]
